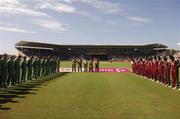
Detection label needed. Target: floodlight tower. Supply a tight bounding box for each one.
[177,42,180,47]
[177,42,180,53]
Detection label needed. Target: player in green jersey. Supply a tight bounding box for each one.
[7,56,15,87]
[1,54,8,88]
[21,56,27,82]
[14,56,21,84]
[27,56,33,81]
[0,55,3,89]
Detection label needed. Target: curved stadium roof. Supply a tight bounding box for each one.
[15,41,168,49]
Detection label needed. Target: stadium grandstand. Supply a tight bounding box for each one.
[15,41,168,60]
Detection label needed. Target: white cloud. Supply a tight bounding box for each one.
[61,0,72,3]
[0,26,36,33]
[0,21,14,26]
[72,0,124,14]
[0,21,36,33]
[0,0,50,17]
[38,2,77,13]
[35,0,123,14]
[127,16,152,23]
[0,0,69,33]
[33,19,67,32]
[0,7,50,17]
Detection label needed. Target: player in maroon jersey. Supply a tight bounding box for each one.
[135,58,139,75]
[153,56,158,81]
[149,57,154,80]
[161,57,165,84]
[133,58,137,75]
[144,58,149,78]
[163,57,170,86]
[137,58,140,75]
[170,55,177,89]
[157,56,163,83]
[146,58,150,79]
[142,58,146,77]
[139,58,144,77]
[175,57,180,89]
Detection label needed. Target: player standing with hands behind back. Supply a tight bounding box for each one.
[83,59,88,72]
[170,55,177,89]
[94,58,100,72]
[89,58,93,72]
[72,57,76,72]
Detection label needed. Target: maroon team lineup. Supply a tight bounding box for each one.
[131,55,180,90]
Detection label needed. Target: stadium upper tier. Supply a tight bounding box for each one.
[15,41,168,60]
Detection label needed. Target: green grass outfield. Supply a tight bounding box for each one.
[0,62,180,119]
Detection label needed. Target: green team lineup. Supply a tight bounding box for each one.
[0,55,60,89]
[0,0,180,119]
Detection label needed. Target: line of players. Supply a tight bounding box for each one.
[0,54,60,90]
[131,55,180,89]
[72,57,100,72]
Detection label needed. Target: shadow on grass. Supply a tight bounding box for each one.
[0,72,68,110]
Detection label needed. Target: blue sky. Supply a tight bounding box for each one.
[0,0,179,54]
